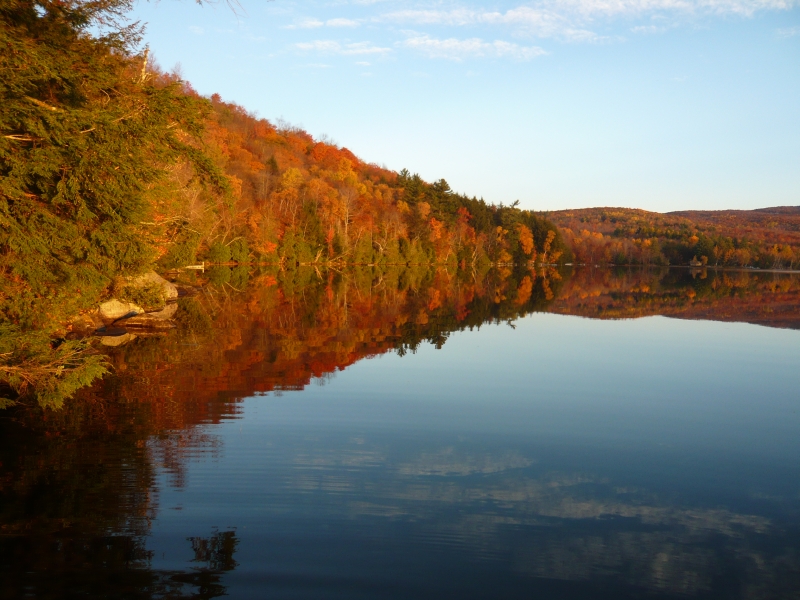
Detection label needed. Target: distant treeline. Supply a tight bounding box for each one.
[550,207,799,269]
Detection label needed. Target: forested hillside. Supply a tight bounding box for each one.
[1,1,567,321]
[549,207,799,269]
[169,95,567,271]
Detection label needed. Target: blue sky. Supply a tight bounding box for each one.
[131,0,799,212]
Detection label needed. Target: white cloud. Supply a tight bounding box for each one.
[286,17,361,30]
[777,25,800,36]
[378,7,589,40]
[296,40,339,52]
[188,26,205,35]
[286,18,324,30]
[556,0,798,18]
[631,24,665,33]
[380,9,484,27]
[378,1,798,41]
[327,18,360,27]
[400,35,548,60]
[295,40,392,55]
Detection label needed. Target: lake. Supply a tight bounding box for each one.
[2,267,799,599]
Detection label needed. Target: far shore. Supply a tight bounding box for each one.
[183,262,800,275]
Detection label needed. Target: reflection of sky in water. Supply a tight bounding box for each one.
[149,314,800,598]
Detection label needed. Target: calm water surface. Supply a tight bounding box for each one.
[2,268,800,599]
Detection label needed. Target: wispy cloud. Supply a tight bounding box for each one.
[378,7,600,41]
[378,1,798,41]
[379,8,489,27]
[327,18,360,27]
[295,40,392,55]
[522,0,798,19]
[283,0,796,62]
[286,18,324,30]
[287,17,362,29]
[631,24,666,34]
[400,35,548,60]
[188,25,205,35]
[777,25,800,37]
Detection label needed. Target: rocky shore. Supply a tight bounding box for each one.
[68,272,198,347]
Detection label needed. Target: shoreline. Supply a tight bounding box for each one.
[189,262,800,275]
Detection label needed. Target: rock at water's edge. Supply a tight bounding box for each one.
[99,332,137,347]
[99,299,143,321]
[129,271,179,300]
[69,312,104,336]
[117,314,175,330]
[144,303,178,320]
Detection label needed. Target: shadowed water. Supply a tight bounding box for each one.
[2,267,799,599]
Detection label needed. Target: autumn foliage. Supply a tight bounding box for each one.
[68,264,800,420]
[549,207,800,269]
[88,264,564,411]
[156,94,569,271]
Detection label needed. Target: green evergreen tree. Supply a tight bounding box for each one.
[0,0,224,408]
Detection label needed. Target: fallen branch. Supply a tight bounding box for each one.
[25,96,61,112]
[3,134,41,142]
[112,105,145,123]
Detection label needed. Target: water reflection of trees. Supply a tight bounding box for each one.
[550,267,800,329]
[87,265,566,409]
[2,265,799,598]
[0,530,238,600]
[0,395,238,598]
[5,264,797,411]
[84,265,799,418]
[0,264,562,598]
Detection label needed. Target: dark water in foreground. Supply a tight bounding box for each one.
[2,267,800,599]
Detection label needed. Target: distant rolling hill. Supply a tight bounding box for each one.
[668,206,800,243]
[545,206,800,268]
